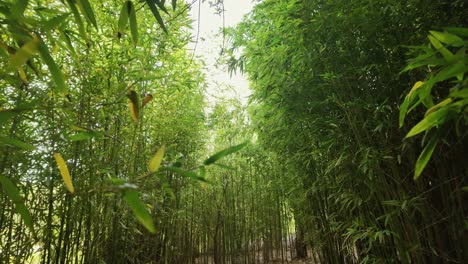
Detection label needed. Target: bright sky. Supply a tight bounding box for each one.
[189,0,255,107]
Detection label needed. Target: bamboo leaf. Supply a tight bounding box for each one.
[164,166,209,183]
[53,153,75,193]
[145,0,168,33]
[126,89,139,123]
[118,1,130,38]
[399,97,410,127]
[204,142,249,165]
[148,145,166,172]
[43,13,70,31]
[428,35,453,61]
[65,0,88,42]
[128,1,138,45]
[414,134,439,180]
[0,111,16,124]
[155,0,169,14]
[0,175,34,233]
[37,42,68,93]
[76,0,98,29]
[124,190,156,233]
[0,135,35,150]
[424,98,452,117]
[9,37,40,70]
[406,108,449,138]
[429,31,464,47]
[11,0,29,19]
[172,0,176,10]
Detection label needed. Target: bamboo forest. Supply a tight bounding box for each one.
[0,0,467,263]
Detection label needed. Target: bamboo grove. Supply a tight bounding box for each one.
[0,0,467,263]
[226,0,468,263]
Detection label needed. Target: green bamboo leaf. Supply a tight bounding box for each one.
[65,0,87,42]
[433,62,467,83]
[429,31,464,47]
[118,1,130,38]
[399,96,410,127]
[9,37,40,70]
[37,42,67,93]
[145,0,168,33]
[172,0,176,10]
[406,108,449,138]
[164,166,209,183]
[11,0,29,19]
[0,110,16,124]
[155,0,169,14]
[58,30,76,55]
[0,175,34,233]
[124,190,156,233]
[414,134,439,180]
[43,13,70,31]
[428,35,453,61]
[444,27,468,37]
[0,136,35,150]
[76,0,98,29]
[204,142,249,165]
[128,1,138,45]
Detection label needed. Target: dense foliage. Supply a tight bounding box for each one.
[1,0,467,263]
[227,0,467,263]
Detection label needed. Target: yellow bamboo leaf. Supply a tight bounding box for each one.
[407,81,424,100]
[148,145,165,173]
[53,153,74,193]
[18,67,28,83]
[127,89,139,123]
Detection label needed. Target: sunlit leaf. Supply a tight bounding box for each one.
[0,136,35,150]
[148,145,165,172]
[204,142,249,165]
[53,153,75,193]
[124,190,156,233]
[414,134,439,180]
[9,37,40,70]
[0,174,34,233]
[126,89,139,123]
